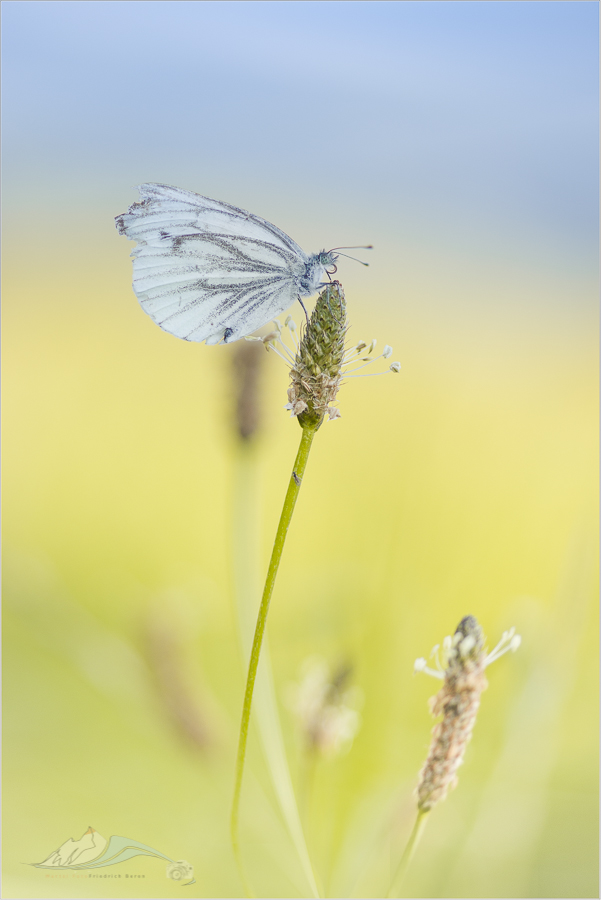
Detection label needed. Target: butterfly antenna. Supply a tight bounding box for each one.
[329,246,373,267]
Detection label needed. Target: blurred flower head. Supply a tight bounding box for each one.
[230,340,264,442]
[286,656,362,757]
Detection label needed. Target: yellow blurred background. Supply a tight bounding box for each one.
[2,2,598,898]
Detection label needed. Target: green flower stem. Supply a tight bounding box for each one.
[387,810,430,898]
[231,441,320,898]
[230,424,318,876]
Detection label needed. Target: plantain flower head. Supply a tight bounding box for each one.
[246,282,400,428]
[414,616,520,812]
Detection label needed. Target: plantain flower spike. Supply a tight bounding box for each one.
[415,615,520,812]
[247,282,401,426]
[288,283,348,429]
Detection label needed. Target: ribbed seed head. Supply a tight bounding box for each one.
[288,283,347,429]
[416,615,488,812]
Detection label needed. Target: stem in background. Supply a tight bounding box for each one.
[231,424,318,876]
[299,746,317,821]
[387,810,430,898]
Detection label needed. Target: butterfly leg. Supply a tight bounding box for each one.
[297,296,310,327]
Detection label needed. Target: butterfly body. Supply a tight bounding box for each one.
[298,251,337,297]
[116,184,338,344]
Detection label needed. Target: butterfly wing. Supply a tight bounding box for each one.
[116,183,309,343]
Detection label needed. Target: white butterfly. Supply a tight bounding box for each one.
[116,183,364,345]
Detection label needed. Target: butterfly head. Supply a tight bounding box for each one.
[317,250,339,275]
[301,247,371,296]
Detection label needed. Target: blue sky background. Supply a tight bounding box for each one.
[3,1,598,315]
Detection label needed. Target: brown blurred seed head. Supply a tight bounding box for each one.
[416,615,488,812]
[232,340,263,441]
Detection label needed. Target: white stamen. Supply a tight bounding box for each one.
[270,332,296,362]
[343,371,397,378]
[414,657,444,679]
[483,628,521,667]
[432,644,444,673]
[343,353,389,375]
[277,340,296,363]
[389,362,401,373]
[266,343,294,366]
[383,345,393,358]
[417,624,521,682]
